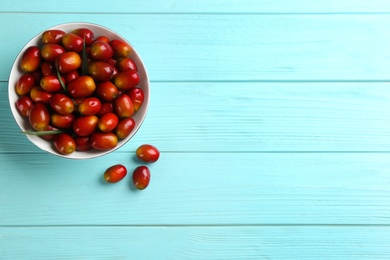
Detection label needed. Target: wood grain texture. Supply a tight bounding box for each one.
[4,0,390,13]
[2,226,390,259]
[3,82,390,152]
[1,152,390,225]
[2,13,390,81]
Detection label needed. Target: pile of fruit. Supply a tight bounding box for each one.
[104,144,160,190]
[15,27,144,155]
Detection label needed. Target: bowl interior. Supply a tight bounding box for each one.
[8,22,149,159]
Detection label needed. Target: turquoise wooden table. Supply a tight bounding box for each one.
[2,1,390,259]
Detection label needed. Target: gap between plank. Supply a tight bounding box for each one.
[1,223,390,228]
[3,12,390,15]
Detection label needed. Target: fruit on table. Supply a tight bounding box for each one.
[136,144,160,163]
[103,164,127,183]
[132,166,151,190]
[15,27,143,155]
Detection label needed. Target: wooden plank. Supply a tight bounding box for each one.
[1,152,390,225]
[3,82,390,152]
[2,14,390,81]
[1,226,390,259]
[4,0,390,13]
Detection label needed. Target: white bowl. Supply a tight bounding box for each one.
[8,22,150,159]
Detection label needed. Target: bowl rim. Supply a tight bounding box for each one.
[8,22,150,159]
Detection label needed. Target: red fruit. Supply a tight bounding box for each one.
[71,28,95,45]
[15,74,35,96]
[90,41,113,61]
[98,112,119,132]
[39,125,59,141]
[29,103,50,130]
[111,66,119,80]
[51,113,75,129]
[29,71,42,83]
[20,46,41,73]
[55,51,82,74]
[88,61,114,81]
[103,164,127,183]
[132,166,151,190]
[78,97,102,115]
[41,62,56,76]
[42,30,65,44]
[114,117,135,140]
[30,86,52,104]
[114,70,140,90]
[94,36,110,43]
[107,58,117,67]
[114,94,134,118]
[63,70,79,83]
[117,57,137,72]
[128,87,144,111]
[110,39,131,58]
[72,115,98,136]
[54,133,76,155]
[67,75,96,98]
[50,93,75,115]
[90,132,118,150]
[97,102,114,117]
[96,81,118,102]
[136,144,160,163]
[41,44,65,62]
[73,97,85,106]
[61,33,84,52]
[16,96,34,117]
[75,136,92,151]
[40,75,63,92]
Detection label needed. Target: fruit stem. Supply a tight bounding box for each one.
[55,64,67,93]
[21,129,64,136]
[82,35,88,76]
